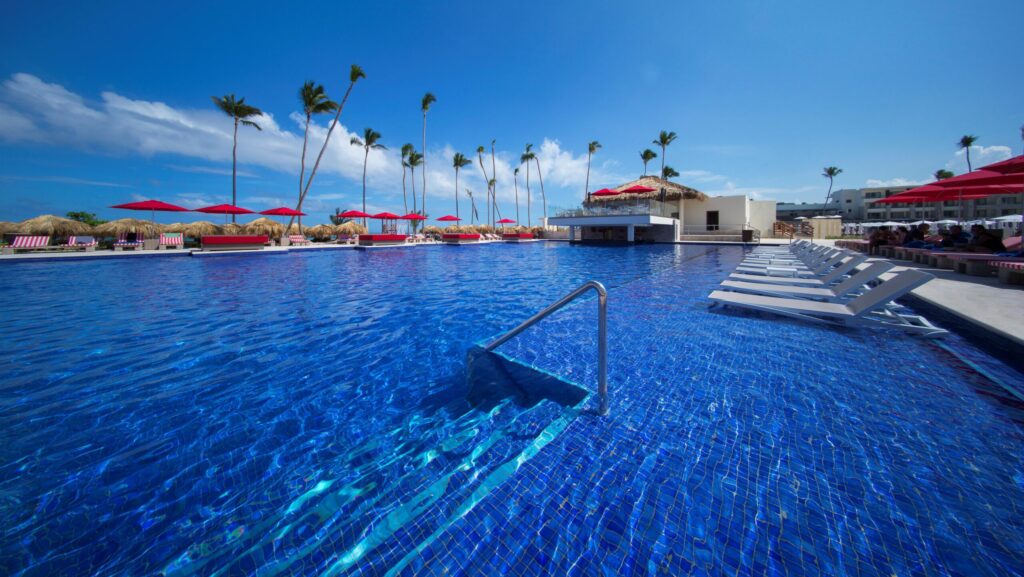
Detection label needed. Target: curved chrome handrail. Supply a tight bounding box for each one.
[484,280,609,415]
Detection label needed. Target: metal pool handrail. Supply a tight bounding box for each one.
[484,280,609,416]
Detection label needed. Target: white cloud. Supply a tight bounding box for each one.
[864,177,928,187]
[166,164,258,178]
[0,175,130,188]
[704,181,820,203]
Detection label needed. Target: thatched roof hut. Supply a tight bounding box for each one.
[588,176,708,203]
[0,221,24,234]
[305,224,335,240]
[244,217,285,239]
[335,221,367,236]
[421,225,442,235]
[221,223,244,235]
[94,218,163,238]
[163,222,190,233]
[18,215,93,237]
[182,221,221,238]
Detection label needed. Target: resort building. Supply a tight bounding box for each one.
[778,185,1024,222]
[548,176,777,243]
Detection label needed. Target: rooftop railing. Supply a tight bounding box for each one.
[552,198,674,218]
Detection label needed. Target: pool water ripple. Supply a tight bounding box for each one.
[1,243,1022,576]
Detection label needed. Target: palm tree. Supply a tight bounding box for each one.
[490,139,498,227]
[297,82,338,232]
[653,130,677,176]
[465,188,478,224]
[211,94,262,222]
[406,150,424,231]
[452,152,472,220]
[640,149,657,176]
[821,166,843,216]
[933,169,954,181]
[662,165,679,179]
[476,146,490,226]
[585,140,601,200]
[288,64,366,231]
[513,167,521,224]
[533,150,547,227]
[400,143,414,214]
[421,92,436,220]
[350,128,386,222]
[521,145,535,226]
[958,135,978,171]
[489,178,501,221]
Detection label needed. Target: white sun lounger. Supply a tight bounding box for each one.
[709,269,946,337]
[736,251,849,277]
[719,262,894,302]
[728,254,869,286]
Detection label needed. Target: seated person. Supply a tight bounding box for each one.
[891,226,908,246]
[869,226,891,252]
[963,226,1006,253]
[902,223,931,248]
[940,225,970,247]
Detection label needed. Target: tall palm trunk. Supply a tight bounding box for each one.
[659,144,665,176]
[490,143,497,227]
[455,167,461,220]
[402,164,408,214]
[822,177,833,217]
[231,117,238,223]
[477,154,489,226]
[584,150,592,201]
[361,147,369,217]
[525,161,532,227]
[965,148,972,172]
[514,171,520,224]
[421,114,427,222]
[298,112,312,232]
[535,157,546,227]
[410,166,417,217]
[287,77,358,231]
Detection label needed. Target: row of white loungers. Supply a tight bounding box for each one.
[710,242,948,337]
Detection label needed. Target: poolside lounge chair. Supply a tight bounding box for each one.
[288,234,311,246]
[2,235,54,254]
[60,236,98,251]
[113,232,144,251]
[728,254,869,286]
[992,260,1024,285]
[158,233,184,250]
[710,269,947,337]
[719,261,895,302]
[742,245,837,266]
[736,251,850,277]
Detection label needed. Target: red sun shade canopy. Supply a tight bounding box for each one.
[111,200,190,212]
[437,215,461,222]
[496,218,516,224]
[196,204,255,215]
[621,185,657,193]
[339,210,372,218]
[399,213,427,220]
[591,189,621,196]
[260,207,306,216]
[931,170,1023,188]
[371,212,400,219]
[980,155,1024,175]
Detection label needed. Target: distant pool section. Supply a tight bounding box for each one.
[1,242,1021,576]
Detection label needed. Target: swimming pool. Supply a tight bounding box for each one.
[1,243,1022,576]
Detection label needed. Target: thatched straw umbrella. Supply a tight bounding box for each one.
[94,218,163,238]
[221,223,244,235]
[586,175,708,204]
[244,217,286,239]
[183,221,221,238]
[18,214,93,237]
[163,222,190,233]
[304,224,335,240]
[422,225,442,235]
[335,221,367,236]
[0,221,23,235]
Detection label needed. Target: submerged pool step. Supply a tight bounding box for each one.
[163,355,586,576]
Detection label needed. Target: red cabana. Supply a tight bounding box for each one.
[196,204,255,215]
[259,207,306,216]
[371,212,401,234]
[111,200,189,222]
[621,185,657,194]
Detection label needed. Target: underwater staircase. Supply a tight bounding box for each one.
[164,282,610,576]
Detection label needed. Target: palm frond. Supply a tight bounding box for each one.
[350,64,366,82]
[241,119,262,130]
[421,92,436,112]
[350,136,363,146]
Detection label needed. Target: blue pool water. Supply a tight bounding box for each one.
[1,243,1022,576]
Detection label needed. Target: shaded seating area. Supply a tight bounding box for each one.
[200,235,269,251]
[113,232,145,251]
[442,233,481,244]
[287,234,311,246]
[62,236,98,251]
[502,233,535,242]
[158,233,184,250]
[356,234,408,246]
[2,235,55,254]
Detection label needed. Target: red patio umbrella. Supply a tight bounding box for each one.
[196,204,255,215]
[111,199,189,222]
[591,189,621,197]
[437,215,461,222]
[371,212,401,234]
[980,155,1024,175]
[399,213,427,220]
[930,170,1022,188]
[621,185,657,194]
[339,210,372,218]
[496,218,516,231]
[259,207,306,216]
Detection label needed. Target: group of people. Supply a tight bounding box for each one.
[868,223,1014,254]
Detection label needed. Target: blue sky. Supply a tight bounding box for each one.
[1,1,1022,224]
